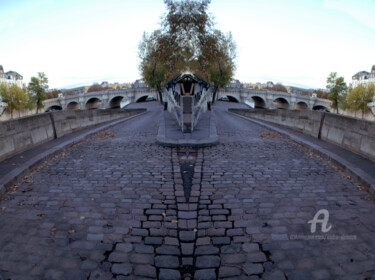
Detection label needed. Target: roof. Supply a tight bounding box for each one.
[167,73,207,86]
[5,71,23,78]
[352,71,370,79]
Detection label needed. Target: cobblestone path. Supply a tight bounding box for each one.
[0,102,374,280]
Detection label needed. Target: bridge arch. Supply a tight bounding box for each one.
[67,101,80,110]
[273,97,290,109]
[313,105,330,112]
[85,97,102,109]
[294,101,308,110]
[45,105,62,112]
[109,96,124,108]
[251,96,266,108]
[136,95,149,103]
[226,95,240,103]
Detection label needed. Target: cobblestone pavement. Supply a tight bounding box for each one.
[0,101,374,280]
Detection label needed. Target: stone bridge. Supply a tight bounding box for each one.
[44,86,332,112]
[44,87,158,111]
[218,88,332,111]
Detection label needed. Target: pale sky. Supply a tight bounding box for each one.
[1,0,375,89]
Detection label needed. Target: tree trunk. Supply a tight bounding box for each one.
[212,86,218,104]
[157,86,163,104]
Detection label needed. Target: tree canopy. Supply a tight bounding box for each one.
[87,83,112,93]
[326,72,347,113]
[47,89,62,99]
[346,83,375,116]
[0,83,29,118]
[266,83,288,93]
[138,0,236,92]
[315,89,328,99]
[28,72,49,113]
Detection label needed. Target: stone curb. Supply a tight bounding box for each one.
[0,111,148,196]
[229,111,375,196]
[156,111,219,147]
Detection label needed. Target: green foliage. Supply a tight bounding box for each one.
[138,0,236,91]
[346,83,375,114]
[28,72,49,113]
[47,89,62,99]
[265,83,288,93]
[338,92,350,110]
[87,83,111,93]
[0,83,29,117]
[315,89,328,99]
[326,72,347,113]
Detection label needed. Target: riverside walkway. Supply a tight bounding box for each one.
[0,101,374,280]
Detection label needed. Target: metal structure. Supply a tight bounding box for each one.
[163,73,213,132]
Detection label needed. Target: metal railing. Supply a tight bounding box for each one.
[164,85,213,132]
[192,87,213,130]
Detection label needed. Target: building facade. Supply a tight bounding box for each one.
[229,80,244,88]
[132,80,147,88]
[0,65,24,88]
[351,65,375,88]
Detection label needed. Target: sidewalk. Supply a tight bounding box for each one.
[0,111,147,195]
[228,108,375,195]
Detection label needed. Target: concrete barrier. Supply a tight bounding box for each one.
[0,114,55,161]
[230,109,324,138]
[230,108,375,162]
[0,108,145,162]
[321,114,375,162]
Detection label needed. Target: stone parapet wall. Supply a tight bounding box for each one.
[231,108,375,162]
[0,109,145,162]
[230,109,324,138]
[0,114,55,162]
[320,114,375,162]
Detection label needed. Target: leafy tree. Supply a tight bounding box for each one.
[138,0,236,102]
[346,83,375,117]
[47,89,62,99]
[338,91,349,110]
[28,72,49,113]
[315,89,328,99]
[326,72,347,113]
[266,83,287,93]
[87,83,111,93]
[0,83,29,118]
[198,31,236,101]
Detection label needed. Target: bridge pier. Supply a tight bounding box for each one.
[265,96,274,109]
[289,94,297,110]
